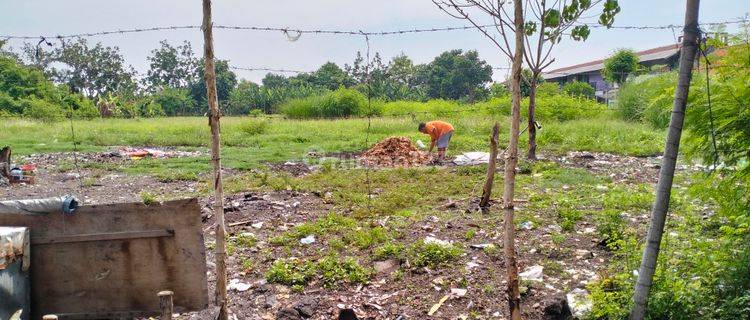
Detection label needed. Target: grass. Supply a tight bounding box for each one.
[1,114,665,181]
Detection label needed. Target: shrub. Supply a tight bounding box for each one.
[238,118,269,135]
[319,87,366,118]
[407,240,463,268]
[536,82,560,97]
[72,98,100,119]
[562,80,595,99]
[278,95,325,119]
[615,72,677,125]
[317,256,371,288]
[266,258,315,286]
[21,98,65,122]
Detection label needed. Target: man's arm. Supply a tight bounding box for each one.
[428,128,437,153]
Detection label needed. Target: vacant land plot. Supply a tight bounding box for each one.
[3,115,711,319]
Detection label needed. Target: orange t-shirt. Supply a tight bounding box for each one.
[423,121,454,142]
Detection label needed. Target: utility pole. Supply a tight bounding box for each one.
[629,0,700,319]
[503,0,525,318]
[201,0,228,319]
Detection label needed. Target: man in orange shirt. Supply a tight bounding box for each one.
[419,120,454,161]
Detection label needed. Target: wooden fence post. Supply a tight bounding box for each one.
[480,123,500,209]
[158,290,174,320]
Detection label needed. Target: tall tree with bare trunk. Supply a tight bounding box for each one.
[201,1,228,319]
[521,0,620,160]
[629,0,700,319]
[432,0,525,318]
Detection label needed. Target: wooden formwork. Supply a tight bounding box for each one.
[0,198,208,319]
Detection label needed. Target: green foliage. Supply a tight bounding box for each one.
[423,49,492,101]
[374,242,405,260]
[485,94,606,121]
[603,49,639,84]
[490,83,509,97]
[279,87,366,119]
[278,95,326,119]
[380,99,460,117]
[562,80,595,99]
[266,258,316,286]
[407,240,463,268]
[238,118,269,135]
[189,59,237,109]
[140,191,157,205]
[145,40,198,90]
[317,256,371,288]
[21,98,65,122]
[152,87,194,116]
[615,72,678,126]
[536,82,560,97]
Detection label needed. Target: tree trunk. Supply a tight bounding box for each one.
[504,1,525,319]
[201,1,228,319]
[480,122,500,209]
[527,74,538,160]
[629,1,700,319]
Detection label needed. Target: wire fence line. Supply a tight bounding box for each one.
[1,18,746,40]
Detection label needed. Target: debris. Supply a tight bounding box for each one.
[360,137,429,167]
[423,236,451,246]
[432,277,445,286]
[416,139,426,149]
[427,294,451,316]
[470,243,493,249]
[451,288,468,297]
[519,221,534,230]
[520,265,544,282]
[566,288,592,318]
[252,222,264,229]
[374,259,399,274]
[453,152,491,166]
[115,147,201,160]
[227,278,252,292]
[300,235,316,245]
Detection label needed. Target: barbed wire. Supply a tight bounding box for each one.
[1,18,746,40]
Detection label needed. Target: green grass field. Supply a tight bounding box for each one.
[2,113,665,178]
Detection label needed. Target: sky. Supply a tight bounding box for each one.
[1,0,747,83]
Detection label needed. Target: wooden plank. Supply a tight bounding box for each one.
[32,229,174,245]
[0,198,208,319]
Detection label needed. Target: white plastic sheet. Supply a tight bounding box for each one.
[453,152,492,166]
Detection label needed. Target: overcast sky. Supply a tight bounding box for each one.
[1,1,747,82]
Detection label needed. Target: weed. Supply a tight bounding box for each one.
[140,191,157,205]
[595,209,626,249]
[317,256,371,288]
[464,229,477,241]
[550,232,567,246]
[344,226,390,249]
[558,208,583,231]
[373,242,405,260]
[408,240,463,268]
[266,258,316,286]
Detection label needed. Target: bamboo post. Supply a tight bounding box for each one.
[480,123,499,209]
[201,1,228,319]
[629,0,700,319]
[158,290,174,320]
[503,0,525,319]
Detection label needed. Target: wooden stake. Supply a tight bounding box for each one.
[201,1,228,319]
[503,0,525,319]
[42,316,58,320]
[629,0,700,319]
[158,290,174,320]
[480,123,499,209]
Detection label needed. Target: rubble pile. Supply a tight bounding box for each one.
[360,137,429,167]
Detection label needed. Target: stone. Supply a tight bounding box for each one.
[293,297,318,318]
[374,259,399,274]
[276,307,301,320]
[265,294,278,309]
[542,294,572,320]
[519,265,544,282]
[566,288,592,318]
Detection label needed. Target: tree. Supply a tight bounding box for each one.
[521,0,621,160]
[311,62,354,90]
[423,49,492,101]
[152,87,195,116]
[190,59,237,111]
[145,40,199,90]
[630,0,700,318]
[563,80,595,98]
[36,38,136,98]
[603,48,639,84]
[261,73,290,89]
[433,1,526,318]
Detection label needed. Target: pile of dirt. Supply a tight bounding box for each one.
[360,137,429,167]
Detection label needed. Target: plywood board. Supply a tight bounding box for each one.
[0,198,208,319]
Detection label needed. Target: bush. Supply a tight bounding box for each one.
[562,81,595,99]
[615,72,677,125]
[21,98,65,122]
[319,87,366,118]
[278,95,326,119]
[536,82,560,97]
[238,118,269,135]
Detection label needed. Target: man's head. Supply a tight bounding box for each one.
[418,122,426,133]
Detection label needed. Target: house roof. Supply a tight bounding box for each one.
[544,44,681,80]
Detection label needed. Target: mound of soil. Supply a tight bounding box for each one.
[360,137,429,167]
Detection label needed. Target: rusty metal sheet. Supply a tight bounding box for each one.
[0,198,208,319]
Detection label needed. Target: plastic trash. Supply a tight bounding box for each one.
[453,152,491,166]
[300,235,316,245]
[416,140,427,149]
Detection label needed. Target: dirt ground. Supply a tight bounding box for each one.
[0,149,687,320]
